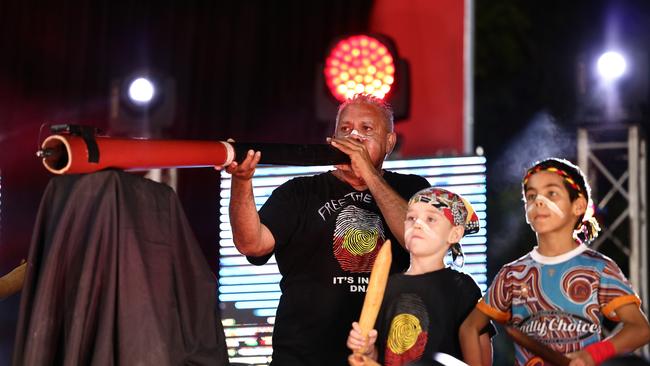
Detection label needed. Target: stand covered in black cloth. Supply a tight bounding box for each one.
[13,170,229,365]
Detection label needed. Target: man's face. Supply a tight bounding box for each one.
[334,103,396,168]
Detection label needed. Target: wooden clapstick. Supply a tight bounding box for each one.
[348,353,382,366]
[505,326,571,366]
[0,261,27,300]
[356,240,392,355]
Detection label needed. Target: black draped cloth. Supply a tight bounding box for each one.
[13,170,228,365]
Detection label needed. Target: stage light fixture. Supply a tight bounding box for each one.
[597,51,627,81]
[109,70,176,138]
[316,34,410,122]
[324,35,396,101]
[576,47,648,123]
[127,77,156,105]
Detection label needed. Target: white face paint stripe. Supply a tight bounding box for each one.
[526,194,564,218]
[414,218,433,233]
[348,129,369,140]
[405,218,434,237]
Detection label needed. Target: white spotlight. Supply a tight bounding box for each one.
[127,77,156,105]
[597,51,626,81]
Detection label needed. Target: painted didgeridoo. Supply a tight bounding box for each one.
[38,134,350,175]
[354,240,392,358]
[505,326,571,366]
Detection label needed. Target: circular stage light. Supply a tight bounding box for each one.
[597,51,626,81]
[324,35,396,101]
[110,71,176,138]
[127,77,156,105]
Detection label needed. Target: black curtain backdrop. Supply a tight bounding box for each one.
[0,0,373,361]
[1,0,373,140]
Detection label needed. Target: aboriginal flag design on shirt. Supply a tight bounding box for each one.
[333,205,386,273]
[384,293,429,366]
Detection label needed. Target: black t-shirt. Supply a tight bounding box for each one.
[376,268,494,366]
[256,170,430,366]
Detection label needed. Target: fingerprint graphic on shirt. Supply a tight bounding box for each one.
[333,205,385,272]
[384,293,429,366]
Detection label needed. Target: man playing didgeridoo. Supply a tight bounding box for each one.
[223,94,429,365]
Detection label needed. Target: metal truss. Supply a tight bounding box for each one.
[578,125,648,358]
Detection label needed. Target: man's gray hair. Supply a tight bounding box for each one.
[335,94,394,132]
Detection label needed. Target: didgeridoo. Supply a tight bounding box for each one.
[355,240,392,357]
[505,326,570,366]
[38,134,350,175]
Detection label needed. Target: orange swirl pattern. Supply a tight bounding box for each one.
[483,249,639,365]
[599,260,635,301]
[561,267,598,304]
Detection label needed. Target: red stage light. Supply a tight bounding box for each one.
[324,35,396,101]
[316,34,409,122]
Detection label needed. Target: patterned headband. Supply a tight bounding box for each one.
[523,166,583,196]
[408,187,480,236]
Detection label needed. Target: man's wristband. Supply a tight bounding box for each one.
[584,340,616,365]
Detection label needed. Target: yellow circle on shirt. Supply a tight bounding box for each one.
[387,313,422,354]
[343,228,379,255]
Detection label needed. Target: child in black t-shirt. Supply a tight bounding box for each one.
[347,187,493,366]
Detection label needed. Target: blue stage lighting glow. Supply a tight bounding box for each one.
[219,275,283,286]
[219,292,282,302]
[234,300,280,310]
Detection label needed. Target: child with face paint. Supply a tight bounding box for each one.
[459,158,650,366]
[346,187,495,366]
